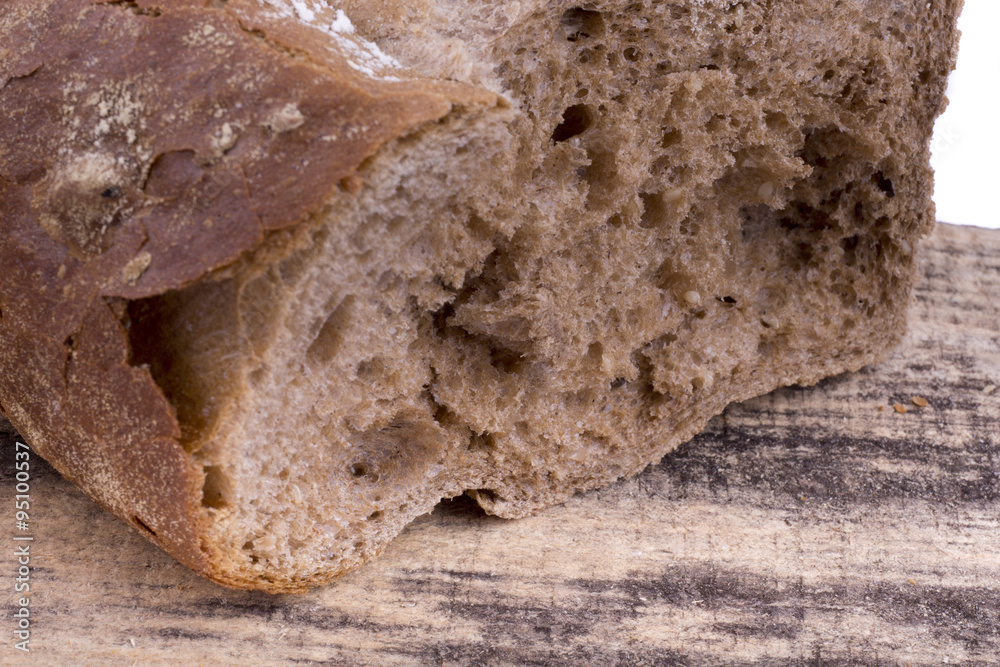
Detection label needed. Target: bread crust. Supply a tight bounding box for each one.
[0,0,497,590]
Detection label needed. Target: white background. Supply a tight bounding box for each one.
[930,0,1000,229]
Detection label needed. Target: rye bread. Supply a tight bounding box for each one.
[0,0,962,591]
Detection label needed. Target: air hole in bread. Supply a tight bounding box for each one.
[656,261,692,295]
[201,466,228,509]
[306,295,355,367]
[639,191,669,229]
[660,128,682,149]
[467,432,497,452]
[873,172,895,197]
[248,367,266,387]
[466,212,492,240]
[488,344,525,375]
[551,104,594,143]
[430,401,451,426]
[346,418,446,489]
[472,488,501,505]
[356,357,385,380]
[705,114,727,133]
[582,147,618,209]
[561,7,604,42]
[841,235,861,267]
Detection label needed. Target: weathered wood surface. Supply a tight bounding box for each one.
[1,222,998,666]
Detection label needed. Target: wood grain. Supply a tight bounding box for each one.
[1,222,998,666]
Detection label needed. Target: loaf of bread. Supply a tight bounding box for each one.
[0,0,961,591]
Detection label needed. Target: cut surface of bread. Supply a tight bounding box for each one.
[0,0,961,591]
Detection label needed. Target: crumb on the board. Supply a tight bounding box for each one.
[893,403,907,414]
[911,396,929,407]
[878,404,885,412]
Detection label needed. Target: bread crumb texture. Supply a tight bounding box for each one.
[0,0,962,591]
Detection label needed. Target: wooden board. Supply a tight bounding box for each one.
[1,222,998,666]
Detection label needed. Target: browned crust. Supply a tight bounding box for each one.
[0,0,497,589]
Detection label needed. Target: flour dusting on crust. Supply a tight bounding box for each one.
[261,0,402,81]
